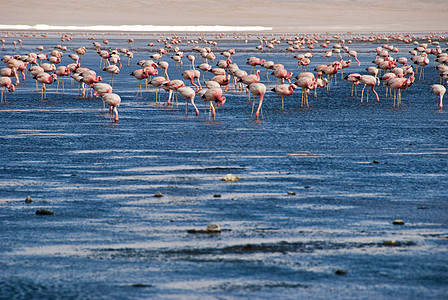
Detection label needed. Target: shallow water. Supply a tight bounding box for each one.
[1,33,448,299]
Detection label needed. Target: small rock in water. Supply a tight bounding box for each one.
[382,240,401,247]
[187,223,222,234]
[36,209,54,215]
[213,194,221,198]
[417,206,428,209]
[304,186,311,189]
[392,220,405,225]
[335,269,347,275]
[154,192,163,198]
[25,196,32,203]
[132,283,152,288]
[373,160,380,164]
[288,191,296,195]
[221,174,241,182]
[232,197,238,201]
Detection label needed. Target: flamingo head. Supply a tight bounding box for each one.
[8,84,15,92]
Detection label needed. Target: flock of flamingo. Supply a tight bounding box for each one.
[0,31,447,123]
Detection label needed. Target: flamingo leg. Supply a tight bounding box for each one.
[361,84,366,102]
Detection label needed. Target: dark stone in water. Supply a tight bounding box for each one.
[373,160,380,164]
[154,192,163,197]
[132,283,152,288]
[213,194,221,198]
[188,223,221,234]
[25,196,32,203]
[288,191,296,195]
[418,206,428,209]
[335,269,347,275]
[382,240,401,247]
[36,209,54,215]
[304,186,311,189]
[392,220,405,225]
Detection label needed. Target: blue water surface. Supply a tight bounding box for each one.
[0,32,447,299]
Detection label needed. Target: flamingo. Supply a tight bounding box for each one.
[148,76,166,103]
[158,61,170,80]
[34,72,57,99]
[295,77,317,107]
[431,84,446,109]
[55,66,70,93]
[130,68,149,96]
[344,73,362,96]
[102,93,121,123]
[387,75,414,107]
[271,67,292,84]
[211,74,230,92]
[201,87,226,120]
[103,64,120,87]
[177,86,199,116]
[272,83,297,109]
[348,50,361,66]
[163,79,185,106]
[0,76,15,103]
[248,83,266,120]
[182,70,201,91]
[357,75,379,103]
[246,57,265,73]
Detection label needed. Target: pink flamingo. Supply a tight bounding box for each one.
[182,70,201,92]
[130,68,149,96]
[103,64,120,87]
[348,50,361,66]
[148,76,166,103]
[295,77,317,107]
[344,73,362,96]
[81,70,102,97]
[272,83,297,109]
[211,74,230,92]
[387,75,414,107]
[163,79,185,106]
[55,66,70,93]
[0,76,15,103]
[34,72,57,99]
[102,93,121,123]
[357,75,379,103]
[431,84,446,109]
[248,83,266,120]
[201,87,226,120]
[158,61,170,80]
[246,57,265,73]
[177,86,199,116]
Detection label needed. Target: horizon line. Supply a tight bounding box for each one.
[0,24,273,32]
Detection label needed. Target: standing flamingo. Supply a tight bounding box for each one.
[102,93,121,123]
[177,86,199,116]
[431,84,446,109]
[348,50,361,66]
[182,69,201,91]
[355,75,379,102]
[344,73,362,96]
[248,83,266,120]
[387,76,414,107]
[34,72,57,99]
[103,64,120,87]
[55,66,70,93]
[272,83,297,109]
[201,87,226,120]
[148,76,166,103]
[130,68,149,96]
[0,76,15,103]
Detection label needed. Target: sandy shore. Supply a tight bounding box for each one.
[1,0,448,33]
